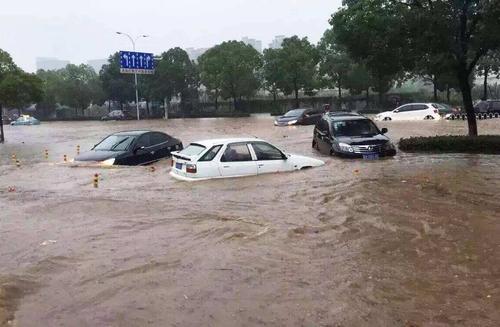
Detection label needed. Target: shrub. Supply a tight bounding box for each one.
[399,135,500,154]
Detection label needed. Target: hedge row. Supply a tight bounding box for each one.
[398,135,500,154]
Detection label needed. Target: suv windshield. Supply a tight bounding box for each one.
[94,135,136,151]
[331,119,380,137]
[284,109,306,117]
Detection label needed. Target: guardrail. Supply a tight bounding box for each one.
[446,113,500,120]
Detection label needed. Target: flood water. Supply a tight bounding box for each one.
[1,116,499,326]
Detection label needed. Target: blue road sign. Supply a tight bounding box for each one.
[119,51,155,74]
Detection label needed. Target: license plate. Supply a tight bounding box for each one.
[363,153,379,160]
[175,162,183,170]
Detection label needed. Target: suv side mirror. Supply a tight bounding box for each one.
[381,128,388,134]
[393,109,399,113]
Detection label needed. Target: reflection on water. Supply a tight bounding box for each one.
[1,117,499,326]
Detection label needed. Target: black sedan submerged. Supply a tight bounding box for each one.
[312,113,396,159]
[274,108,324,126]
[75,130,183,166]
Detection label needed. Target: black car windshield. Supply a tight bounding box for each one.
[284,109,306,117]
[331,120,380,137]
[94,135,135,151]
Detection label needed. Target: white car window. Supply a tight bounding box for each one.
[221,144,253,162]
[252,142,284,160]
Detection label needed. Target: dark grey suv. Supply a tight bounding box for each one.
[312,112,396,159]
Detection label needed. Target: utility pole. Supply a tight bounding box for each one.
[116,32,148,120]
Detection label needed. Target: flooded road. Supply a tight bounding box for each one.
[1,116,499,326]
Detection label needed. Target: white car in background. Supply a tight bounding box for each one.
[170,138,324,181]
[374,103,441,121]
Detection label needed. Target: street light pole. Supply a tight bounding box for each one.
[116,32,148,121]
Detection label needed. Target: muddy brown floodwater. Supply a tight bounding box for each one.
[0,116,499,327]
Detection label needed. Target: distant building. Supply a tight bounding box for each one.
[241,37,262,53]
[35,57,70,71]
[87,59,108,73]
[186,47,209,61]
[268,35,286,49]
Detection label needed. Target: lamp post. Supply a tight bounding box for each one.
[116,32,149,120]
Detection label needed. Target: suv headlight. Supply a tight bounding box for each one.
[287,119,298,125]
[339,143,354,153]
[101,158,115,166]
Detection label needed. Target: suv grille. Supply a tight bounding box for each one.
[352,144,383,153]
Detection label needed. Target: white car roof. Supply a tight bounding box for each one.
[192,137,265,147]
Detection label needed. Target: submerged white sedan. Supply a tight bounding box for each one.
[170,138,324,181]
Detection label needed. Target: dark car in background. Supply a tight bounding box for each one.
[313,112,396,159]
[274,108,324,126]
[74,130,183,166]
[101,110,134,121]
[474,100,500,114]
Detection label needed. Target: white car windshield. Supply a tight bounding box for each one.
[179,144,206,156]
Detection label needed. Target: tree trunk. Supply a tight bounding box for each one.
[273,91,277,103]
[146,100,150,117]
[294,81,300,109]
[338,78,342,102]
[458,65,477,136]
[108,100,111,112]
[214,89,219,111]
[446,84,451,103]
[163,97,170,119]
[366,88,370,109]
[433,76,438,102]
[483,66,489,100]
[0,104,4,143]
[233,96,237,111]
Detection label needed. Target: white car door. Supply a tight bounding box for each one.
[393,104,412,120]
[218,143,258,177]
[250,142,291,174]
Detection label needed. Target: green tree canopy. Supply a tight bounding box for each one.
[149,47,200,115]
[262,48,283,102]
[0,49,43,142]
[199,41,262,110]
[276,36,319,108]
[331,0,500,136]
[100,53,135,107]
[318,29,353,101]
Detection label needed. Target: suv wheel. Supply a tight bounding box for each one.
[383,117,392,121]
[424,115,434,120]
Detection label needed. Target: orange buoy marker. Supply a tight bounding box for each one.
[93,173,99,188]
[16,159,21,168]
[8,186,16,193]
[63,154,67,163]
[11,154,16,163]
[150,166,156,173]
[44,149,49,160]
[76,145,80,155]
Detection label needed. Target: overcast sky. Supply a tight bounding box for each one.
[1,0,342,72]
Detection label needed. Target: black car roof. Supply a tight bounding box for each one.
[112,130,153,136]
[325,112,367,121]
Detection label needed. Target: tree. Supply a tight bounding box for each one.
[262,48,283,103]
[318,29,353,102]
[332,0,500,136]
[100,53,135,109]
[330,2,409,104]
[477,51,500,100]
[199,41,262,110]
[276,36,319,108]
[57,64,103,116]
[0,49,43,142]
[345,62,374,107]
[150,47,200,116]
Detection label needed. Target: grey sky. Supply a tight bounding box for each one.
[1,0,342,72]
